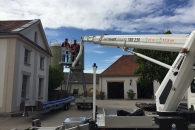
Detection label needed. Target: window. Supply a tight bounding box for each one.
[40,57,44,70]
[21,75,28,98]
[24,49,30,65]
[34,31,37,44]
[38,78,43,98]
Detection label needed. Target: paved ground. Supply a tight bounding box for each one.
[0,99,187,130]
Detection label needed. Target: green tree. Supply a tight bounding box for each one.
[49,66,64,90]
[133,30,178,85]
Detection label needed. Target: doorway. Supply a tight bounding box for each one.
[107,82,124,99]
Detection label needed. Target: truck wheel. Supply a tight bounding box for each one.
[77,105,81,109]
[63,104,67,111]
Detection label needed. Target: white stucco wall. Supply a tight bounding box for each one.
[0,24,50,113]
[100,77,138,99]
[0,39,7,107]
[22,25,46,49]
[16,29,50,106]
[99,77,165,100]
[35,52,49,101]
[16,42,35,105]
[16,44,50,106]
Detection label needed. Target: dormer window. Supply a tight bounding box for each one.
[34,31,37,44]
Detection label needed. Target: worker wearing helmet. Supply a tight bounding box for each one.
[61,38,70,62]
[71,40,80,62]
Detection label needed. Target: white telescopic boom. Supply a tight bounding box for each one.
[82,34,189,52]
[125,49,171,69]
[72,41,84,67]
[81,30,195,112]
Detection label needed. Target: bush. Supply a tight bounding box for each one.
[127,89,136,99]
[49,66,64,91]
[99,91,105,100]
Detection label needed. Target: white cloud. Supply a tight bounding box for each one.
[0,0,195,33]
[45,30,60,37]
[93,51,105,54]
[104,55,121,64]
[85,44,105,54]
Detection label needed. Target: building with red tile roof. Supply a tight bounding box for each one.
[100,55,139,77]
[0,19,51,116]
[0,20,31,32]
[64,54,161,100]
[99,54,160,100]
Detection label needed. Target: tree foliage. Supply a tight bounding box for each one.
[49,66,64,90]
[133,30,178,85]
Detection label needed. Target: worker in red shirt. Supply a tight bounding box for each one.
[61,38,70,62]
[71,40,80,62]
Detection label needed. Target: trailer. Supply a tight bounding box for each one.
[74,94,93,109]
[26,117,90,130]
[20,96,74,115]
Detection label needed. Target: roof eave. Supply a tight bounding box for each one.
[0,33,52,57]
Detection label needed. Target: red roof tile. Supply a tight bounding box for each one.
[100,55,139,77]
[0,20,31,32]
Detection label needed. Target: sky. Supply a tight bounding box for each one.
[0,0,195,73]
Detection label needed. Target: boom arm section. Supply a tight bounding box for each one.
[82,34,189,52]
[81,31,195,112]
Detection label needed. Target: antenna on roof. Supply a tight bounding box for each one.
[49,39,58,45]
